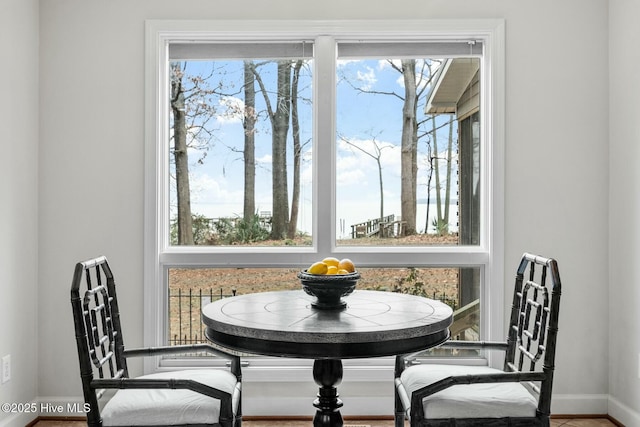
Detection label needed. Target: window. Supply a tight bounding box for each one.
[145,20,505,374]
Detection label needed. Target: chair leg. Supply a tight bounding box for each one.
[394,388,405,427]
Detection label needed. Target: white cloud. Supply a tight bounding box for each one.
[337,166,367,186]
[356,66,377,91]
[189,173,242,205]
[256,154,272,164]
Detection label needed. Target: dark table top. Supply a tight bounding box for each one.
[202,289,453,359]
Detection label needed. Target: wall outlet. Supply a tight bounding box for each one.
[1,354,10,384]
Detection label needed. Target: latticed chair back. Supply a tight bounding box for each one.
[71,256,242,427]
[71,256,127,419]
[504,253,562,417]
[394,253,562,427]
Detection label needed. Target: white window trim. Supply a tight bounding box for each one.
[144,19,505,377]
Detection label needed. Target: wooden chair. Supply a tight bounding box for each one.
[394,253,562,426]
[71,256,242,427]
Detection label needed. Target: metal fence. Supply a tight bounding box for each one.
[168,287,458,346]
[169,288,236,346]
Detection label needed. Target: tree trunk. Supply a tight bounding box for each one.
[288,60,303,239]
[400,60,418,236]
[171,64,194,245]
[270,61,291,239]
[243,61,256,224]
[425,148,434,233]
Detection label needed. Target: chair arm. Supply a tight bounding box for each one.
[123,344,242,378]
[409,371,546,420]
[398,341,508,366]
[124,343,236,359]
[91,377,233,403]
[439,340,509,350]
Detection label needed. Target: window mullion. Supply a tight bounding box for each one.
[314,35,337,256]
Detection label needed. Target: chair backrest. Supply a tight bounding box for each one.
[71,256,129,419]
[505,252,562,416]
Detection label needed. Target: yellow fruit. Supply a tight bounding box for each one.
[307,261,328,275]
[338,258,356,273]
[337,269,350,275]
[326,265,338,275]
[322,257,340,268]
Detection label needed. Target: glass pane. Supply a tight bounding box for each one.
[168,266,480,350]
[336,56,481,246]
[168,56,313,246]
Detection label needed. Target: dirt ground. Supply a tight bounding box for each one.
[168,233,460,343]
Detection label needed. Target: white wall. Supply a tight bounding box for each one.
[0,0,40,426]
[29,0,638,424]
[609,0,640,425]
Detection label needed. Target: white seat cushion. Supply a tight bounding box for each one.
[101,369,239,426]
[399,364,538,420]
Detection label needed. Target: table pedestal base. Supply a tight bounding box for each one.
[313,359,343,427]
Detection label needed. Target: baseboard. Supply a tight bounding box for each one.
[551,393,610,414]
[0,407,36,427]
[609,395,640,427]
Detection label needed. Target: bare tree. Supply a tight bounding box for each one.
[243,61,256,223]
[341,59,439,236]
[339,133,391,221]
[421,115,455,233]
[170,63,194,245]
[253,60,292,239]
[400,59,419,235]
[428,114,456,234]
[170,62,237,245]
[288,60,304,239]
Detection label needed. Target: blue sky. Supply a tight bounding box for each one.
[171,58,458,237]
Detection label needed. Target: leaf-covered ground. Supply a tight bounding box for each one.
[168,233,460,343]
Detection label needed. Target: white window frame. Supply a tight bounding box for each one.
[144,19,505,377]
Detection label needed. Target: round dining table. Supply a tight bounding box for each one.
[202,289,453,427]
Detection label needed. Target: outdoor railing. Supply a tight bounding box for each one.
[350,214,396,238]
[169,288,236,346]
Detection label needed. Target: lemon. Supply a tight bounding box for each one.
[308,261,328,275]
[326,265,338,275]
[322,257,340,268]
[338,258,356,273]
[337,269,350,275]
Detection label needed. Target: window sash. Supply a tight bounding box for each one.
[169,41,314,60]
[144,19,505,373]
[337,40,483,58]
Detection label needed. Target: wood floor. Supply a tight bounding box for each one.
[31,416,620,427]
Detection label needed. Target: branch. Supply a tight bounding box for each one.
[250,62,275,120]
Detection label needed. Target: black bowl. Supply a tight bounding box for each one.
[298,270,360,310]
